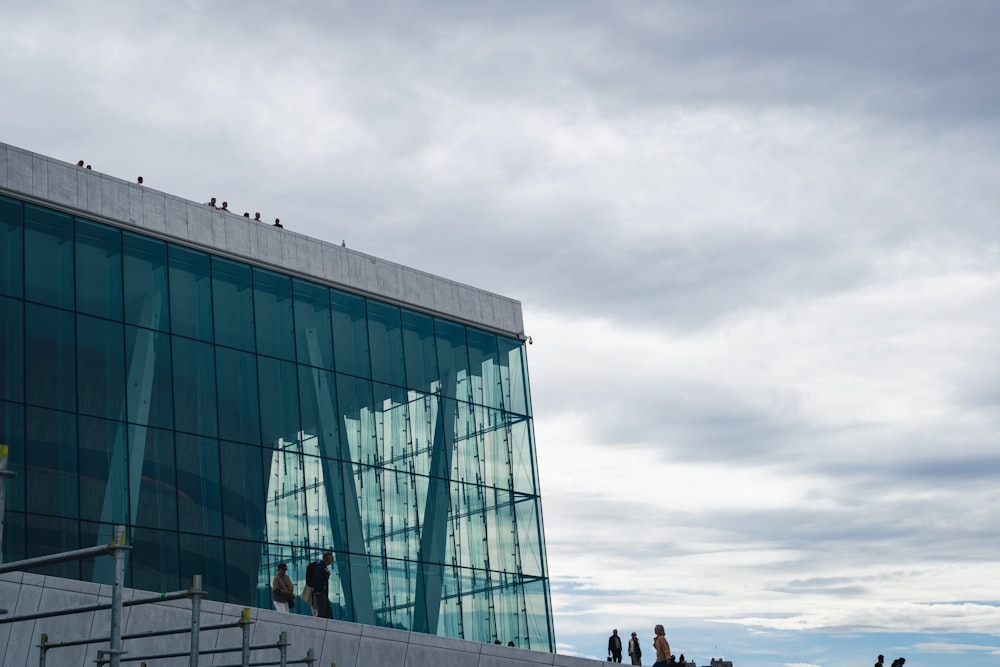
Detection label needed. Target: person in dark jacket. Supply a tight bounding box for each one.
[311,552,334,618]
[608,629,623,662]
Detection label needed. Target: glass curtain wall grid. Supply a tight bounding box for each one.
[0,193,555,650]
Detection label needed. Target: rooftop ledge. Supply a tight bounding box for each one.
[0,141,525,338]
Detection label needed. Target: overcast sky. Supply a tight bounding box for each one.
[4,1,1000,665]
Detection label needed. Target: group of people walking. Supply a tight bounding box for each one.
[608,626,680,666]
[874,655,905,667]
[270,552,335,618]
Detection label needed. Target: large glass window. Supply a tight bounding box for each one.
[467,328,501,411]
[0,400,25,513]
[257,357,300,449]
[212,256,255,352]
[25,303,76,412]
[0,296,24,404]
[435,318,470,403]
[254,267,294,361]
[171,336,218,437]
[24,204,74,309]
[331,289,370,379]
[293,278,334,371]
[169,245,213,342]
[77,415,128,524]
[125,325,174,429]
[128,425,178,531]
[25,406,77,518]
[77,315,126,421]
[401,309,439,394]
[367,300,406,389]
[216,347,260,445]
[0,195,23,298]
[297,364,339,459]
[123,232,169,331]
[498,336,530,417]
[175,434,223,536]
[75,219,122,321]
[3,195,552,651]
[219,440,265,542]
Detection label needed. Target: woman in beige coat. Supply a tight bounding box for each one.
[651,624,671,667]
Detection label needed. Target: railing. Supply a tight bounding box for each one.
[0,522,316,667]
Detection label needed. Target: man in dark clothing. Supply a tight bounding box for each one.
[608,628,623,663]
[311,551,334,619]
[874,655,884,667]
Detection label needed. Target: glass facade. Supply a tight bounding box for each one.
[0,193,554,650]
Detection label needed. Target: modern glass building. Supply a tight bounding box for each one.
[0,142,554,650]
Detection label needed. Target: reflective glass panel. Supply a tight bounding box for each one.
[179,532,227,601]
[75,218,122,320]
[224,537,262,605]
[330,289,370,378]
[77,315,126,421]
[219,440,265,541]
[434,318,470,403]
[213,256,255,352]
[77,415,128,524]
[0,195,23,298]
[401,309,439,394]
[168,245,213,342]
[131,526,180,593]
[297,364,339,459]
[27,514,80,579]
[0,400,25,512]
[293,278,333,370]
[123,231,169,331]
[467,328,502,411]
[0,296,24,404]
[128,424,177,531]
[257,357,300,449]
[125,325,174,429]
[25,303,76,412]
[336,374,375,465]
[498,336,529,417]
[24,204,74,309]
[216,347,260,444]
[175,434,223,536]
[254,267,294,360]
[367,300,406,388]
[25,406,77,517]
[171,335,219,437]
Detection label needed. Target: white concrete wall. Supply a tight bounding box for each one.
[0,572,600,667]
[0,142,525,338]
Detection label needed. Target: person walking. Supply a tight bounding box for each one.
[874,655,884,667]
[311,551,334,618]
[651,624,671,667]
[270,563,295,612]
[608,629,623,662]
[628,631,642,665]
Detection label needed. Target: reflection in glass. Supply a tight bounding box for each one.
[169,245,213,342]
[0,195,24,298]
[25,303,76,412]
[75,219,122,320]
[4,196,554,651]
[24,204,73,309]
[123,231,169,331]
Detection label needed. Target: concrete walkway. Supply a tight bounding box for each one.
[0,571,603,667]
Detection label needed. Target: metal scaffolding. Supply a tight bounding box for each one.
[0,520,316,667]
